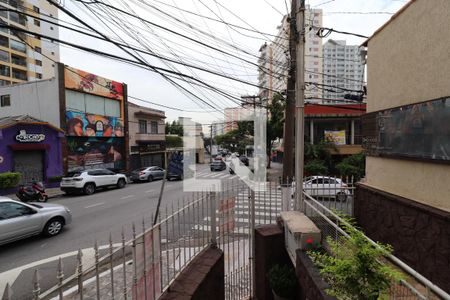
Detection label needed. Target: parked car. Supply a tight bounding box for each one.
[239,155,249,166]
[291,176,351,201]
[210,160,226,171]
[0,197,72,245]
[130,166,165,182]
[60,169,127,195]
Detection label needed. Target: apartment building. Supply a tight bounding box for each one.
[258,7,323,101]
[223,106,254,133]
[0,0,59,85]
[323,39,365,102]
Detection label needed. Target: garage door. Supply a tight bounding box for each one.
[14,151,44,184]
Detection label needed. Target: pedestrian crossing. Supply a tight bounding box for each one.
[192,187,283,235]
[194,170,238,180]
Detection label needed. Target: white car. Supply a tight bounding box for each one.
[61,169,127,195]
[0,197,72,245]
[291,176,351,201]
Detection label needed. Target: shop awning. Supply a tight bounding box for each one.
[9,144,50,151]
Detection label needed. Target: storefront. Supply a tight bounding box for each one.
[0,116,64,184]
[130,141,166,170]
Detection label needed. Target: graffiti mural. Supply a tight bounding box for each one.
[66,111,124,137]
[67,137,125,171]
[65,67,124,100]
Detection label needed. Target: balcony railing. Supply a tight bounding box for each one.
[11,55,26,66]
[12,69,26,80]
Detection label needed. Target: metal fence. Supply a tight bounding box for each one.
[303,192,450,300]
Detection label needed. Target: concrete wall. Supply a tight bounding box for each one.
[0,78,60,127]
[365,0,450,212]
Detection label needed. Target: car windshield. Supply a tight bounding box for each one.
[66,171,82,177]
[212,161,222,165]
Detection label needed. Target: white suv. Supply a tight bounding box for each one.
[61,169,127,195]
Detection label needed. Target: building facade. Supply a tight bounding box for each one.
[0,63,129,173]
[128,102,166,170]
[358,0,450,293]
[322,40,365,102]
[223,106,254,133]
[0,0,59,85]
[0,115,63,185]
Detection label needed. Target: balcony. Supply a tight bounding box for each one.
[10,39,26,53]
[0,65,9,77]
[11,67,26,80]
[0,35,8,48]
[11,54,26,66]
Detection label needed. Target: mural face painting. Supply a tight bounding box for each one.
[67,137,124,171]
[66,111,124,137]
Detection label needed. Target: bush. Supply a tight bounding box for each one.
[305,159,328,175]
[267,264,298,298]
[0,172,21,189]
[336,152,365,179]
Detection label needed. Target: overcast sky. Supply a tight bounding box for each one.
[58,0,408,125]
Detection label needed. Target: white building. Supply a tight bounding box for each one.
[322,39,365,103]
[0,0,60,85]
[258,7,323,101]
[224,106,254,133]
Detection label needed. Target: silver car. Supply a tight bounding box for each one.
[130,166,165,182]
[0,197,72,246]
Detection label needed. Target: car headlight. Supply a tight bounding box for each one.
[65,208,71,214]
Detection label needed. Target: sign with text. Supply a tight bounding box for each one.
[324,130,346,145]
[15,130,45,143]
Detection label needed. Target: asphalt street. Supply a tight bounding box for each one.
[0,163,237,300]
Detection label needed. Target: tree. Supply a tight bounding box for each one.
[336,152,365,180]
[165,120,183,136]
[266,93,285,168]
[214,122,253,154]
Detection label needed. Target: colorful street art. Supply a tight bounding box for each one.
[66,137,125,171]
[65,67,124,100]
[66,111,124,137]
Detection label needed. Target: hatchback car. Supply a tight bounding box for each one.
[130,166,165,182]
[210,160,226,171]
[61,169,127,195]
[0,197,72,245]
[292,176,351,201]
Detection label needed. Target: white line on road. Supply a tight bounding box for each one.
[120,195,134,200]
[84,202,105,209]
[145,189,155,193]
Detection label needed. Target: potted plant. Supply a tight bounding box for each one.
[267,264,298,300]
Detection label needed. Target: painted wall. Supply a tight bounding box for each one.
[365,0,450,212]
[0,124,63,178]
[0,78,60,127]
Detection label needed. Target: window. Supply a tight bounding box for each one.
[0,80,10,86]
[0,49,8,63]
[0,64,9,76]
[105,99,120,117]
[0,202,34,220]
[36,73,42,79]
[10,39,26,53]
[0,94,10,106]
[33,5,40,13]
[35,59,42,66]
[34,19,40,27]
[35,46,41,53]
[0,6,7,18]
[11,54,26,66]
[139,120,147,133]
[150,121,158,134]
[12,68,26,80]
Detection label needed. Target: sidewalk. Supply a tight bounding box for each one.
[4,187,64,201]
[267,161,283,182]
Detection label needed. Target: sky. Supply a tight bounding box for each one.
[57,0,409,125]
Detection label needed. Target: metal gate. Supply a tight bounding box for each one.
[14,150,44,184]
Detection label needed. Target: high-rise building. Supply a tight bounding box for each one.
[322,40,365,103]
[0,0,59,86]
[258,7,323,101]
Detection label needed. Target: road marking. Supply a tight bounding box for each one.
[120,195,134,200]
[145,189,155,193]
[84,202,105,209]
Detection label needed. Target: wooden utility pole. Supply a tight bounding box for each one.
[282,0,297,182]
[295,0,306,211]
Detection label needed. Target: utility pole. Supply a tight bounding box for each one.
[282,0,297,182]
[295,0,306,211]
[210,124,213,163]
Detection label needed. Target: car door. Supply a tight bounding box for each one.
[155,167,165,179]
[103,169,118,185]
[0,202,43,244]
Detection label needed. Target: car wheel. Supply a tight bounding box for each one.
[83,183,96,195]
[336,192,347,202]
[38,195,49,202]
[117,178,126,189]
[147,175,153,182]
[43,218,64,236]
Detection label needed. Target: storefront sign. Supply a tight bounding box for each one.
[324,130,346,145]
[15,130,45,143]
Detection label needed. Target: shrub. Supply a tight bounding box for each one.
[0,172,21,189]
[267,264,298,298]
[336,152,365,180]
[305,159,328,175]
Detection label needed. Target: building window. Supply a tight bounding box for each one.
[11,54,26,66]
[35,46,41,53]
[1,94,10,107]
[139,120,147,133]
[150,121,158,134]
[33,5,40,13]
[35,59,42,66]
[0,64,10,76]
[0,80,10,86]
[0,49,8,63]
[36,73,42,79]
[10,39,26,53]
[34,19,40,26]
[12,68,27,80]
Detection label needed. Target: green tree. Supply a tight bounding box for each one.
[304,140,335,175]
[214,121,253,154]
[266,93,285,168]
[336,152,366,180]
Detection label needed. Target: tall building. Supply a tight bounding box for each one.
[322,40,365,102]
[0,0,59,86]
[224,106,253,133]
[258,7,323,101]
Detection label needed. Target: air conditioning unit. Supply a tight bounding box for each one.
[280,211,321,264]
